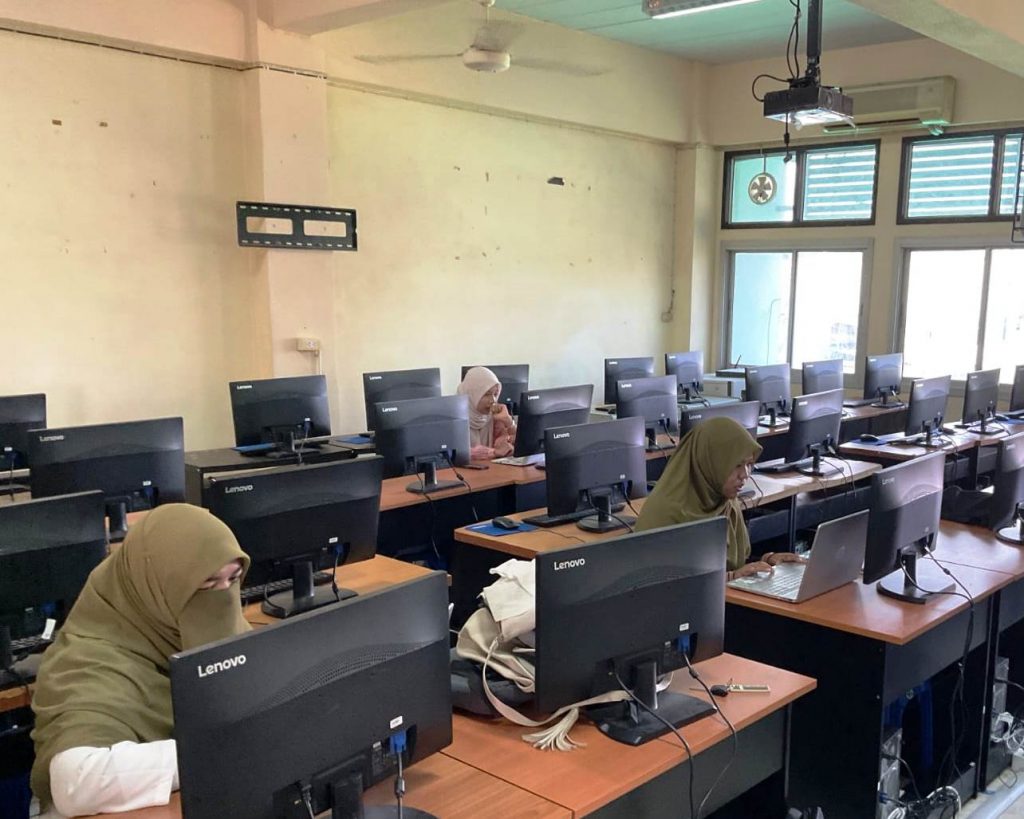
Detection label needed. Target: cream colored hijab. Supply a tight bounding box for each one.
[457,366,501,447]
[31,504,251,808]
[636,417,762,571]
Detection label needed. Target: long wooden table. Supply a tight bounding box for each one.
[110,653,815,819]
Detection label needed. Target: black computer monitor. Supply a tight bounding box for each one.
[205,456,383,619]
[543,416,647,532]
[373,394,470,494]
[0,393,46,472]
[784,389,844,474]
[863,452,951,604]
[665,351,704,400]
[801,359,844,395]
[535,518,726,746]
[513,385,594,457]
[678,401,761,439]
[1010,365,1024,413]
[615,375,679,448]
[229,375,331,448]
[460,364,529,416]
[28,417,186,541]
[171,572,451,819]
[863,353,904,405]
[745,363,792,416]
[362,368,442,431]
[603,357,654,405]
[991,432,1024,537]
[904,375,952,438]
[959,368,1000,429]
[0,492,106,652]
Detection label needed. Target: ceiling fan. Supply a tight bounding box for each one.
[354,0,606,77]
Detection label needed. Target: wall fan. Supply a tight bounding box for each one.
[354,0,606,76]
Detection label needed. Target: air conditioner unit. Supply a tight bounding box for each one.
[822,76,955,136]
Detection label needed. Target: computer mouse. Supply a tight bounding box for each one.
[492,516,520,531]
[709,684,730,698]
[859,433,880,443]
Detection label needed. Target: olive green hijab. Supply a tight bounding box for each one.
[636,417,762,570]
[31,504,251,807]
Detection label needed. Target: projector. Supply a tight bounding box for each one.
[763,83,854,128]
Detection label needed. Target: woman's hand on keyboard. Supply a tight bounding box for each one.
[762,552,807,567]
[730,561,774,581]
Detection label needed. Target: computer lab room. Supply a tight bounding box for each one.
[2,0,1024,817]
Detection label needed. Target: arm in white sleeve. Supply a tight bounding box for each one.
[49,740,178,817]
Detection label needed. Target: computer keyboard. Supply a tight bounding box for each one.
[734,569,803,599]
[842,398,874,408]
[9,635,52,656]
[239,571,334,605]
[753,458,814,474]
[521,509,596,528]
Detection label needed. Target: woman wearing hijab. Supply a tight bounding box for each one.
[31,504,251,818]
[636,417,802,580]
[457,366,517,461]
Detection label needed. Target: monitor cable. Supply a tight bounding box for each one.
[415,472,443,565]
[683,653,738,819]
[442,451,479,523]
[613,669,696,819]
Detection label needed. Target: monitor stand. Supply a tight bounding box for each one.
[586,660,714,746]
[262,561,354,619]
[406,460,462,495]
[877,548,953,604]
[106,498,130,543]
[997,506,1024,545]
[578,493,634,533]
[870,389,904,410]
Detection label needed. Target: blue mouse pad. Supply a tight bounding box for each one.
[336,434,374,445]
[466,522,538,536]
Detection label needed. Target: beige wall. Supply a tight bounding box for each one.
[0,30,261,449]
[325,85,679,431]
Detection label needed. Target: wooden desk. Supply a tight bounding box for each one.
[451,460,881,561]
[446,653,815,818]
[839,430,980,462]
[725,561,1009,818]
[113,752,571,819]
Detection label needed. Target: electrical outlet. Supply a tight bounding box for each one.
[296,337,320,352]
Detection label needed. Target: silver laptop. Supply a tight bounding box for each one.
[727,510,869,603]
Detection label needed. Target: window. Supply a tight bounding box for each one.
[727,249,866,373]
[899,129,1023,222]
[723,142,879,227]
[901,247,1024,382]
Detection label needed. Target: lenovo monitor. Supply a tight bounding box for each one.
[171,572,451,819]
[991,432,1024,537]
[206,456,383,619]
[1010,365,1024,413]
[535,518,726,746]
[801,359,844,395]
[784,389,844,474]
[863,353,904,406]
[863,452,951,604]
[542,416,647,532]
[678,401,761,440]
[513,385,594,458]
[665,351,704,401]
[28,417,185,541]
[229,375,331,448]
[614,375,679,448]
[0,393,46,472]
[959,368,1000,430]
[603,357,654,406]
[904,375,952,438]
[460,364,529,416]
[373,394,469,494]
[0,491,107,650]
[745,364,792,417]
[362,368,442,432]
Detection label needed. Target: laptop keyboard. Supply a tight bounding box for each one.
[730,567,804,599]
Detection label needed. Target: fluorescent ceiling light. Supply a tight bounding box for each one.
[643,0,764,19]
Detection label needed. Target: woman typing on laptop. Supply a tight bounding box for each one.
[636,417,804,581]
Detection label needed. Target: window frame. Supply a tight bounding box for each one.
[720,239,874,387]
[721,139,881,229]
[895,237,1023,399]
[897,127,1024,225]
